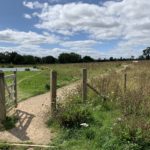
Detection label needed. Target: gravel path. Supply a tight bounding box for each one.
[0,82,79,145]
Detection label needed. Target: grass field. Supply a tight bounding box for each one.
[2,61,150,150]
[2,62,127,102]
[47,60,150,150]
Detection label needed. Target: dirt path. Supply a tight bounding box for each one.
[0,82,79,145]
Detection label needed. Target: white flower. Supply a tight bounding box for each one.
[80,123,89,127]
[113,123,117,126]
[117,117,122,122]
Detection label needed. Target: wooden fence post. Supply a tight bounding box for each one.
[50,70,57,117]
[14,70,17,108]
[124,73,127,92]
[82,68,87,103]
[0,72,6,122]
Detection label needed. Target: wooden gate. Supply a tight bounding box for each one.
[0,71,17,122]
[5,71,17,109]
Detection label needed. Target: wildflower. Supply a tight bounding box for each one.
[117,117,122,122]
[113,123,117,126]
[80,123,89,127]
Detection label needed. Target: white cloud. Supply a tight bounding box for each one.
[61,40,97,49]
[0,29,101,58]
[24,14,32,19]
[0,29,58,45]
[0,0,144,58]
[32,2,121,39]
[49,47,103,58]
[22,0,150,57]
[23,1,45,9]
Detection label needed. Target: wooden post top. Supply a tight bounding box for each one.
[51,70,57,73]
[82,68,87,70]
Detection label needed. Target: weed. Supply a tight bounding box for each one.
[2,116,18,130]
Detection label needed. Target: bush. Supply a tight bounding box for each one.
[33,65,37,68]
[2,116,18,130]
[45,83,50,90]
[85,129,96,140]
[0,143,10,149]
[25,68,30,71]
[113,116,150,149]
[7,65,14,68]
[56,104,93,128]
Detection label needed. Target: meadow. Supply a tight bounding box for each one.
[1,61,150,150]
[2,62,125,102]
[47,60,150,150]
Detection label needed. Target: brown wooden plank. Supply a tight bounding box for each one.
[82,68,87,103]
[4,74,15,79]
[50,70,57,117]
[0,72,6,121]
[14,71,17,107]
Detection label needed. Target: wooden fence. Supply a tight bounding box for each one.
[50,68,104,117]
[0,71,17,122]
[0,68,127,121]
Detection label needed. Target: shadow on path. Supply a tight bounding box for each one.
[9,109,35,141]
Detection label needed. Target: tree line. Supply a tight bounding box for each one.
[0,47,149,64]
[0,52,95,64]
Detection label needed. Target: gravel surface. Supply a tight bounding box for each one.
[0,82,79,144]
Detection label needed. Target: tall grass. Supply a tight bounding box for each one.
[50,61,150,149]
[4,62,124,103]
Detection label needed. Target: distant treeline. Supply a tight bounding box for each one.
[0,52,95,64]
[0,47,149,64]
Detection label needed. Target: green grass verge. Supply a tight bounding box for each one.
[4,62,125,104]
[48,91,150,150]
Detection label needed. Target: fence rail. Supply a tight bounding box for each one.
[5,74,15,79]
[0,68,128,122]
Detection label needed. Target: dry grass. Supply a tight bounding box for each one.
[87,61,150,146]
[48,61,150,149]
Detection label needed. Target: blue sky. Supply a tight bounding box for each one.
[0,0,149,58]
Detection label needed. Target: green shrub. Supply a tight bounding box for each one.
[2,116,18,130]
[7,65,14,68]
[56,104,93,128]
[25,68,30,71]
[113,116,150,149]
[0,143,10,150]
[45,83,50,90]
[85,129,96,140]
[33,66,37,68]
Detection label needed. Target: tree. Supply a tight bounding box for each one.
[139,55,144,60]
[35,56,42,64]
[14,54,25,64]
[9,52,18,64]
[24,55,36,64]
[109,57,114,61]
[131,56,135,60]
[0,52,6,63]
[42,56,56,64]
[143,47,150,59]
[58,53,81,63]
[82,56,94,62]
